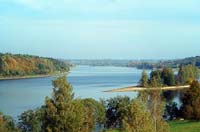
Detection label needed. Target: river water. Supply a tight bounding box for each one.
[0,65,145,118]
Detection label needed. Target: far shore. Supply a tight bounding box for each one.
[104,85,190,92]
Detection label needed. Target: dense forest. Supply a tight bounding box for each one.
[0,53,70,77]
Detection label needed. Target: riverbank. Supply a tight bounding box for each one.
[104,85,190,92]
[0,74,52,81]
[0,71,69,81]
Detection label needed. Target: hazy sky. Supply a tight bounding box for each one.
[1,0,200,59]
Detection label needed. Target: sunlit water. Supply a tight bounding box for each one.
[0,65,146,118]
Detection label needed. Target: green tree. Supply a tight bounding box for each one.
[42,76,86,132]
[138,70,149,103]
[81,98,105,132]
[160,68,176,102]
[164,102,179,120]
[105,96,131,128]
[177,65,199,85]
[18,109,44,132]
[140,70,149,87]
[148,71,170,132]
[181,80,200,120]
[149,70,162,87]
[161,67,175,86]
[123,99,154,132]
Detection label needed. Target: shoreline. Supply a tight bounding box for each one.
[0,71,69,81]
[0,74,53,81]
[104,85,190,92]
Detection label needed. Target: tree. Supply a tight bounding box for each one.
[0,112,18,132]
[177,65,199,85]
[160,68,176,102]
[42,75,86,132]
[181,80,200,120]
[105,96,131,129]
[81,98,105,132]
[123,99,154,132]
[161,68,175,86]
[148,71,170,132]
[149,70,162,87]
[164,102,179,120]
[138,70,149,103]
[18,109,44,132]
[139,70,149,87]
[0,53,70,77]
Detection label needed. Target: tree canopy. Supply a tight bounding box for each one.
[0,53,70,77]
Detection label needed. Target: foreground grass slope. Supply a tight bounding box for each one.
[107,121,200,132]
[169,120,200,132]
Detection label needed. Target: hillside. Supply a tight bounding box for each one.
[0,53,70,77]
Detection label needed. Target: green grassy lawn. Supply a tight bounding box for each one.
[106,130,120,132]
[106,120,200,132]
[169,120,200,132]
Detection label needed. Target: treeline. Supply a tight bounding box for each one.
[71,56,200,70]
[128,56,200,70]
[0,53,70,77]
[140,64,199,87]
[140,64,200,122]
[70,59,130,67]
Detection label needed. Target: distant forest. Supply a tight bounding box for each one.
[70,56,200,70]
[128,56,200,69]
[0,53,71,77]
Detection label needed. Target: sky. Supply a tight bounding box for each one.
[0,0,200,59]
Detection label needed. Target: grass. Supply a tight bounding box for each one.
[169,120,200,132]
[106,130,120,132]
[105,120,200,132]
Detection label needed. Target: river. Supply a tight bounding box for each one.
[0,65,145,118]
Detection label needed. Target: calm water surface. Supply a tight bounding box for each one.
[0,65,145,118]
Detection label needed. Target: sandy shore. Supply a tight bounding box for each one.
[104,85,190,92]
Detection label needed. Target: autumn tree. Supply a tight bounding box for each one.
[177,65,199,85]
[0,112,18,132]
[148,70,170,132]
[81,98,105,132]
[181,80,200,120]
[138,70,149,103]
[123,99,154,132]
[140,70,149,87]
